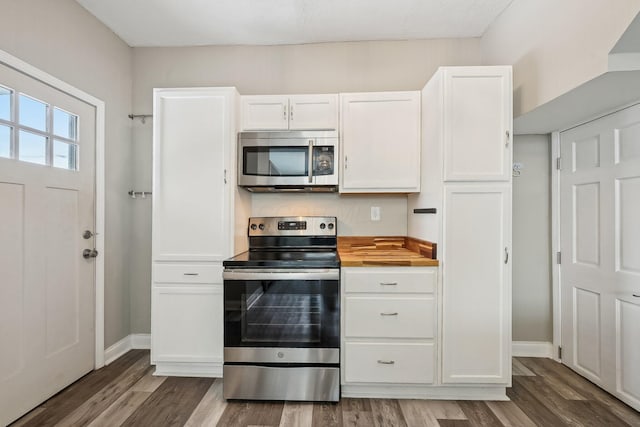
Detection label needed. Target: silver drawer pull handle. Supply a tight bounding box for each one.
[377,360,395,365]
[184,273,199,276]
[380,312,398,316]
[380,282,398,286]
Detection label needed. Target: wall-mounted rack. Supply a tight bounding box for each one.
[413,208,437,214]
[129,190,152,199]
[128,114,153,124]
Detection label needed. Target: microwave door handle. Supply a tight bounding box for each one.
[308,139,314,183]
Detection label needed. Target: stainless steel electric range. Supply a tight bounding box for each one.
[222,216,340,402]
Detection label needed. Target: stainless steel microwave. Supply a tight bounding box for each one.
[238,131,339,192]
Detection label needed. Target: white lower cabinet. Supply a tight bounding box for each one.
[341,267,437,397]
[151,283,223,376]
[342,264,510,400]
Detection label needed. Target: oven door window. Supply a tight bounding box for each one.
[243,146,308,177]
[224,279,339,348]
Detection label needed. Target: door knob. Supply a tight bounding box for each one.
[82,230,95,239]
[83,249,99,259]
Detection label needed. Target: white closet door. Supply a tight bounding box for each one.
[560,103,640,411]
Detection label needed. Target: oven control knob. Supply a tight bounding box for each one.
[250,224,257,230]
[320,223,326,230]
[258,223,265,230]
[277,352,284,359]
[328,223,334,230]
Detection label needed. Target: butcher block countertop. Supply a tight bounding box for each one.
[338,236,439,267]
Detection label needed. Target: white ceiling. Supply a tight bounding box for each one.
[75,0,514,47]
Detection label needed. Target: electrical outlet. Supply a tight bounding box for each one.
[371,206,381,221]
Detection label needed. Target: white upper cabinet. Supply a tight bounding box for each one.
[241,94,338,131]
[443,67,512,182]
[289,95,338,130]
[340,91,421,193]
[152,88,235,262]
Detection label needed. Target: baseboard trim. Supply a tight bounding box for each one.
[104,334,151,365]
[131,333,151,349]
[342,384,508,401]
[154,362,223,378]
[512,341,554,358]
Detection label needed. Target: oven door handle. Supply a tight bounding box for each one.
[223,269,339,281]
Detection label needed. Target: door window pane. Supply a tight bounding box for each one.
[0,125,11,158]
[19,130,47,165]
[19,94,48,131]
[53,108,77,140]
[53,140,78,170]
[0,87,11,121]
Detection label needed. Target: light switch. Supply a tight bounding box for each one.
[371,206,381,221]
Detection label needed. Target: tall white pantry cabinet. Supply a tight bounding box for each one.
[409,66,513,395]
[151,87,250,377]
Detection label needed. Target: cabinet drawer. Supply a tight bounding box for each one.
[345,297,434,338]
[344,342,434,384]
[344,268,436,294]
[153,263,223,284]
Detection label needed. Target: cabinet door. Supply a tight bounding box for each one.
[340,92,421,193]
[443,67,512,181]
[153,89,232,262]
[151,284,223,364]
[241,95,289,130]
[289,94,338,130]
[441,185,511,384]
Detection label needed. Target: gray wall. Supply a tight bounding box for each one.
[0,0,133,347]
[512,135,552,342]
[481,0,640,117]
[130,39,483,333]
[0,3,556,345]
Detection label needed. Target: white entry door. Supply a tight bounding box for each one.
[560,103,640,411]
[0,63,96,425]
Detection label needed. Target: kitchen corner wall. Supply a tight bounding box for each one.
[512,135,552,342]
[130,39,482,333]
[1,0,133,348]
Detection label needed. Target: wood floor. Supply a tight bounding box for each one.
[10,350,640,427]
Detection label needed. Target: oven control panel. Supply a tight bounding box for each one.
[278,221,307,230]
[248,216,337,236]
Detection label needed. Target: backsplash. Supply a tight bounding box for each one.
[251,192,407,236]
